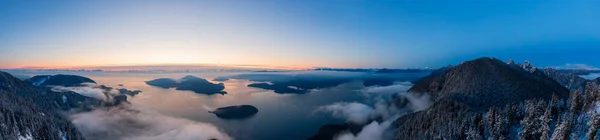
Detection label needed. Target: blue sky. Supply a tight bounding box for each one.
[0,1,599,69]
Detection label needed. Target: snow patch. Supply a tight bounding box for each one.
[33,76,50,86]
[59,131,67,140]
[507,59,515,65]
[62,95,68,104]
[521,60,538,73]
[17,130,32,140]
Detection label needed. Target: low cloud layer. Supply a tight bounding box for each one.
[317,102,375,124]
[363,82,412,95]
[70,105,231,140]
[553,63,599,70]
[317,82,432,140]
[51,83,108,101]
[335,120,393,140]
[52,83,231,140]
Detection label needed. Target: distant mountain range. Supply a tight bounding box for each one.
[312,68,435,73]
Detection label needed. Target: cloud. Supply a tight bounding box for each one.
[334,120,393,140]
[51,84,107,101]
[54,83,231,140]
[581,73,600,80]
[70,105,231,140]
[316,82,433,140]
[403,93,432,111]
[317,102,374,124]
[363,82,412,95]
[553,63,599,70]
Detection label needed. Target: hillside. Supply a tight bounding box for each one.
[0,71,85,140]
[394,57,584,139]
[408,57,569,110]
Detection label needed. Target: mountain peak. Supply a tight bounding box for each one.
[408,57,569,109]
[0,71,28,91]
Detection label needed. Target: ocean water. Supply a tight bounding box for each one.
[7,70,428,140]
[580,73,600,80]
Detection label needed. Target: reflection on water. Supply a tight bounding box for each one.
[7,70,428,140]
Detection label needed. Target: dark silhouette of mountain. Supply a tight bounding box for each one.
[145,78,178,88]
[0,71,85,140]
[543,68,588,90]
[224,73,427,94]
[248,83,306,94]
[117,88,142,96]
[312,68,434,73]
[307,123,364,140]
[394,57,571,139]
[25,74,96,87]
[374,68,434,74]
[228,74,352,94]
[212,77,230,82]
[308,124,350,140]
[209,105,258,119]
[556,69,600,75]
[0,71,28,91]
[408,57,569,110]
[146,76,226,94]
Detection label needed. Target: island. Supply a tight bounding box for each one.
[25,74,96,87]
[212,77,230,82]
[209,105,258,119]
[117,88,142,96]
[145,75,226,95]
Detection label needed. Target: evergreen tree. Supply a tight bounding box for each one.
[540,106,552,140]
[551,113,573,140]
[586,114,600,140]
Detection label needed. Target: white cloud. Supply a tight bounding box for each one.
[317,102,374,124]
[70,105,231,140]
[334,120,393,140]
[51,85,107,101]
[403,93,432,111]
[55,83,231,140]
[581,73,600,80]
[553,63,599,70]
[317,82,433,140]
[363,82,412,95]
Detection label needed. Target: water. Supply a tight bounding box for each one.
[6,70,428,140]
[580,73,600,80]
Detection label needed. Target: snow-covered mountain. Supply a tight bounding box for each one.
[394,57,600,140]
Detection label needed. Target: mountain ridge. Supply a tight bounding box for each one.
[394,57,573,139]
[0,71,85,140]
[408,57,569,110]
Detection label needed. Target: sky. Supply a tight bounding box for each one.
[0,0,599,69]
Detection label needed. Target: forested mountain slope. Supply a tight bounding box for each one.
[394,57,600,140]
[0,71,85,140]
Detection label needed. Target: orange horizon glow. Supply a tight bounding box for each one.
[0,59,389,70]
[0,62,316,70]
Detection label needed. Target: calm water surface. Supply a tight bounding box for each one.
[9,70,428,140]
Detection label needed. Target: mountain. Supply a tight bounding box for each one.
[394,57,572,139]
[0,71,28,91]
[543,68,588,90]
[0,71,85,140]
[408,57,569,110]
[25,74,96,87]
